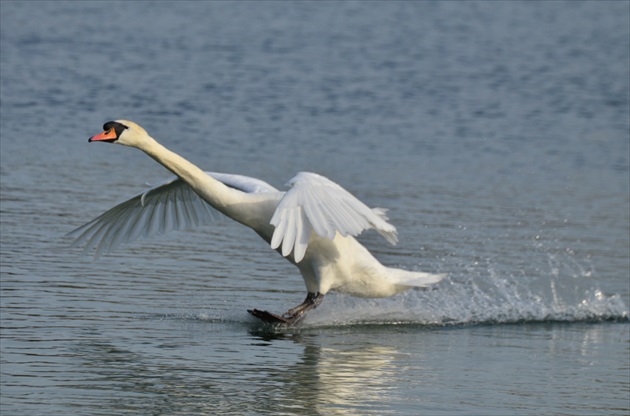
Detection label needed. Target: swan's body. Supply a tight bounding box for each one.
[70,120,444,324]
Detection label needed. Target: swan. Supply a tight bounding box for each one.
[69,120,445,324]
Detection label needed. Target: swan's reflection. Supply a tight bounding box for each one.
[250,329,402,415]
[71,323,625,414]
[72,325,405,415]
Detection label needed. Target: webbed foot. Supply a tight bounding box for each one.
[248,292,325,326]
[248,309,295,325]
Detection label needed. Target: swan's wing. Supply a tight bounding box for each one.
[206,171,279,194]
[270,172,398,262]
[68,172,278,257]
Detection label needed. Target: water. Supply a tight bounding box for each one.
[1,1,628,414]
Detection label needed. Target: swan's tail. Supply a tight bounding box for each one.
[389,268,446,289]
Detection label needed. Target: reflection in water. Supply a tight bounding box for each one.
[255,332,401,415]
[309,345,397,414]
[70,327,405,415]
[65,323,630,415]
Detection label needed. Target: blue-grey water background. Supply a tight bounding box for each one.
[1,1,629,415]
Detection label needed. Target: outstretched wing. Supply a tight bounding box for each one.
[68,172,278,257]
[270,172,398,263]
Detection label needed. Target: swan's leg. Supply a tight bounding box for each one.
[283,292,324,319]
[248,292,324,325]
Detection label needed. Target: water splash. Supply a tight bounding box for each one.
[174,249,628,328]
[301,253,629,327]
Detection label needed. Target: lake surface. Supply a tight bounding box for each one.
[1,1,628,415]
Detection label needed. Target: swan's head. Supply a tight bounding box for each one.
[89,120,150,148]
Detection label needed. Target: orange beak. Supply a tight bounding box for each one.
[88,129,117,143]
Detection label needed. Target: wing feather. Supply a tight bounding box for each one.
[68,172,276,257]
[293,208,311,262]
[270,172,398,263]
[282,208,297,257]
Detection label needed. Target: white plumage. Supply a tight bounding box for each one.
[70,172,276,257]
[270,172,397,262]
[70,120,445,324]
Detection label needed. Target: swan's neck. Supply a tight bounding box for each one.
[140,137,237,211]
[135,136,277,235]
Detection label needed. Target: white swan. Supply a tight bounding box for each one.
[69,120,445,324]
